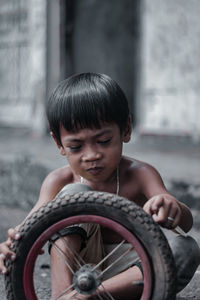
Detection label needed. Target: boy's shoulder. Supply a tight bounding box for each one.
[42,165,76,193]
[121,156,165,203]
[122,156,156,175]
[37,165,76,204]
[121,156,163,190]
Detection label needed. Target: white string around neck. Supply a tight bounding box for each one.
[80,165,120,195]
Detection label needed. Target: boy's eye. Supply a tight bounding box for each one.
[68,145,82,152]
[98,138,111,145]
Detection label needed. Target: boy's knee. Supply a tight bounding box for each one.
[48,227,87,255]
[168,235,200,293]
[57,183,92,197]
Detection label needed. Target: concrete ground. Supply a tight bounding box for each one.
[0,128,200,299]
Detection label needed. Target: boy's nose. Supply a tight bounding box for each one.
[82,148,102,162]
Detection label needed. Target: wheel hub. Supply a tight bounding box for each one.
[73,264,101,295]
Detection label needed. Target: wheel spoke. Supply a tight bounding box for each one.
[53,283,76,300]
[50,233,86,272]
[61,235,86,266]
[51,242,76,274]
[91,240,126,272]
[93,293,104,300]
[97,246,139,279]
[99,283,115,300]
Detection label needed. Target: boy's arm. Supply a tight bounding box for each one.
[20,168,69,222]
[0,167,71,274]
[139,163,193,233]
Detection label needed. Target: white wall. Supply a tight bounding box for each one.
[0,0,46,133]
[139,0,200,140]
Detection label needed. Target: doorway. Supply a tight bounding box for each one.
[59,0,142,125]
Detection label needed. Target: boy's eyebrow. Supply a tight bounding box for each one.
[63,129,113,143]
[94,129,113,138]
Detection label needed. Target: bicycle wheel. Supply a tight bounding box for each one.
[5,188,177,300]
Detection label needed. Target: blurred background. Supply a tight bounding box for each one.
[1,0,200,137]
[0,0,199,213]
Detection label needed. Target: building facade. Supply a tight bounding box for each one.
[0,0,200,140]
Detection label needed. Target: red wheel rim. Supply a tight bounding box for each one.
[23,215,153,300]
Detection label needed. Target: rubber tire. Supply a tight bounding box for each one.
[5,191,177,300]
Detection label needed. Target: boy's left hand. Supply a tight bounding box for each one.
[143,194,181,229]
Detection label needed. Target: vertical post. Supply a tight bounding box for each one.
[46,0,61,102]
[29,0,47,135]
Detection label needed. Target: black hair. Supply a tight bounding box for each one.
[46,73,130,145]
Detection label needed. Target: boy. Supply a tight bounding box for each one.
[0,73,199,299]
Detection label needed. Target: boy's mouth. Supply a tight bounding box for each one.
[86,167,103,175]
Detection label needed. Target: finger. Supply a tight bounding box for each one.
[0,243,16,260]
[151,196,164,212]
[5,239,12,247]
[165,217,175,229]
[150,201,159,215]
[8,228,21,240]
[152,206,170,224]
[143,202,152,215]
[166,211,176,227]
[145,196,165,216]
[0,253,14,275]
[0,253,7,275]
[143,196,160,215]
[165,203,181,228]
[168,210,181,229]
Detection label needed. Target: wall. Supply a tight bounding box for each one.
[0,0,46,133]
[2,0,200,139]
[139,0,200,140]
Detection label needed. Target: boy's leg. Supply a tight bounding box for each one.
[49,229,143,300]
[50,234,83,299]
[49,223,104,299]
[96,265,143,300]
[55,265,143,300]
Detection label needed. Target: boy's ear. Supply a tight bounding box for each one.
[50,132,66,156]
[122,117,132,143]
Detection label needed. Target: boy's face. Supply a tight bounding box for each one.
[52,122,131,183]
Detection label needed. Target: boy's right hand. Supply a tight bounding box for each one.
[0,228,21,275]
